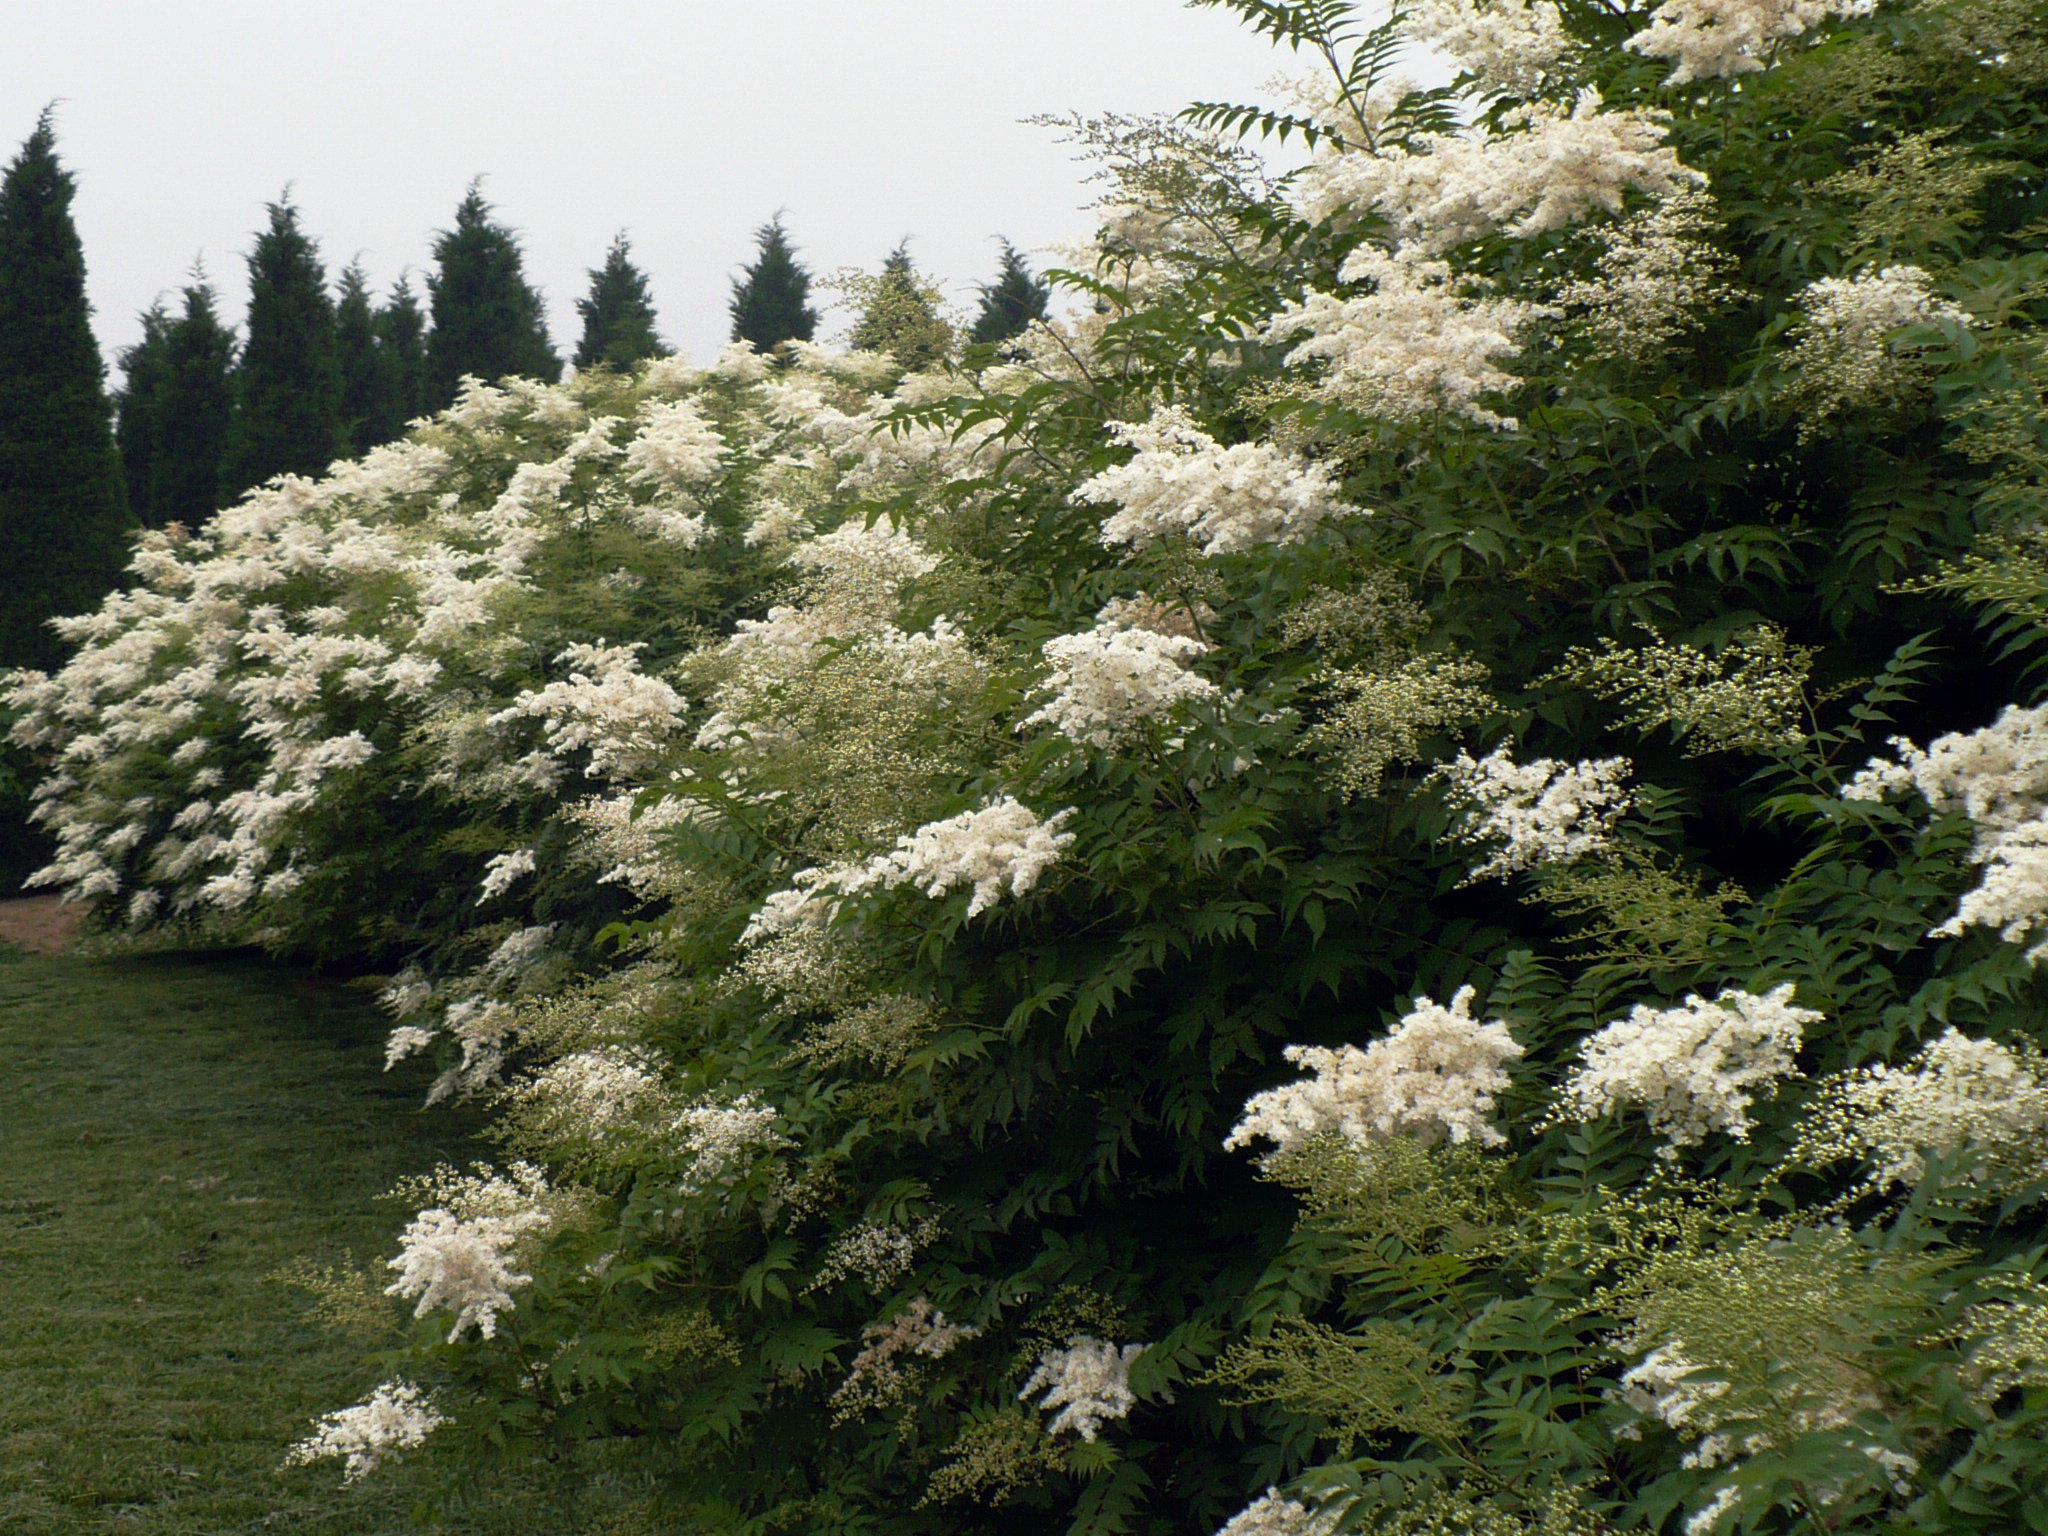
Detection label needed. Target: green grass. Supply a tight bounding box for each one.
[0,943,615,1534]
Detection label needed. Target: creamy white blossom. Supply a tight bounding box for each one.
[1404,0,1571,92]
[1019,1336,1148,1441]
[1846,705,2048,959]
[1557,984,1819,1152]
[384,1167,552,1341]
[673,1093,788,1196]
[1294,92,1700,255]
[1626,0,1863,85]
[284,1379,445,1483]
[1795,1028,2048,1190]
[1071,407,1358,556]
[1226,986,1524,1155]
[1436,744,1634,879]
[1021,619,1218,748]
[741,796,1078,941]
[1214,1491,1344,1536]
[490,643,685,779]
[476,848,537,904]
[1786,265,1966,420]
[623,397,725,489]
[1265,253,1544,429]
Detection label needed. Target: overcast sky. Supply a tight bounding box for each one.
[6,1,1292,372]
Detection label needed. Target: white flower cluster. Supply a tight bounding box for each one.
[1021,617,1219,749]
[1795,1028,2048,1190]
[1265,251,1545,429]
[1556,189,1737,363]
[1845,704,2048,960]
[1018,1335,1148,1441]
[829,1297,980,1422]
[1213,1491,1344,1536]
[490,642,685,780]
[1404,0,1571,93]
[284,1379,445,1483]
[384,1164,552,1341]
[1786,264,1966,421]
[1616,1341,1733,1456]
[1625,0,1862,85]
[564,790,704,901]
[1225,986,1525,1157]
[1295,92,1701,256]
[742,796,1078,941]
[803,1216,946,1294]
[510,1046,665,1139]
[1556,984,1819,1152]
[1436,744,1634,880]
[673,1093,788,1196]
[1070,406,1358,557]
[476,847,536,904]
[622,396,726,491]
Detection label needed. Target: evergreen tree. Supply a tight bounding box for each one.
[424,184,559,408]
[0,111,132,672]
[219,198,343,501]
[847,241,952,372]
[150,281,234,529]
[574,233,666,372]
[114,303,170,524]
[372,272,427,439]
[334,261,387,456]
[968,239,1050,346]
[728,216,817,354]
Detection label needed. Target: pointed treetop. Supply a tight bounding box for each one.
[729,215,819,354]
[846,239,953,372]
[425,181,559,406]
[969,239,1052,348]
[574,231,667,373]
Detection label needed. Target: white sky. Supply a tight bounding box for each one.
[6,1,1291,371]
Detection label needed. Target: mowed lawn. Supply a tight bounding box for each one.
[0,939,604,1534]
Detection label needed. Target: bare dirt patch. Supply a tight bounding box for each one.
[0,896,84,956]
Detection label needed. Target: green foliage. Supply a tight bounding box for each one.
[729,215,818,353]
[0,110,133,672]
[150,281,236,529]
[968,240,1050,348]
[334,260,387,457]
[372,271,428,439]
[114,302,170,525]
[220,198,344,502]
[845,242,952,370]
[575,232,667,373]
[424,183,560,409]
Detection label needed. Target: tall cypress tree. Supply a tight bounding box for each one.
[574,233,666,372]
[114,302,171,525]
[150,281,234,529]
[424,184,559,408]
[0,111,132,672]
[335,260,388,456]
[373,272,427,438]
[848,241,952,372]
[729,216,818,354]
[219,198,343,501]
[969,239,1051,347]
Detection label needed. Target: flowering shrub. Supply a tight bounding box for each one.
[14,0,2048,1530]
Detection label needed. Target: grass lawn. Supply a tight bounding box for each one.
[0,941,615,1534]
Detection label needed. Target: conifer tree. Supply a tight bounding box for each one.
[150,281,234,529]
[0,112,132,672]
[574,233,666,373]
[424,184,559,408]
[373,272,427,439]
[114,303,171,524]
[847,241,952,372]
[969,239,1050,346]
[334,261,387,456]
[729,216,818,354]
[219,198,343,501]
